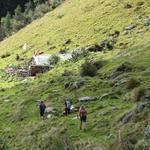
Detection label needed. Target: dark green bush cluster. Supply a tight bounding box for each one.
[48,54,60,65]
[80,61,98,77]
[80,60,104,77]
[0,0,65,40]
[126,77,139,89]
[134,87,145,101]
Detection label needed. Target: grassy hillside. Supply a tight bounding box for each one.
[0,0,150,149]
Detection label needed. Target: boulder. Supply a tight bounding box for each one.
[29,65,50,76]
[142,90,150,101]
[99,92,117,100]
[70,105,78,112]
[99,40,113,50]
[59,49,67,54]
[110,62,132,79]
[86,44,103,52]
[45,107,55,114]
[78,96,96,102]
[144,18,150,26]
[120,111,134,124]
[72,48,87,58]
[71,80,85,90]
[47,114,53,119]
[144,125,150,139]
[124,23,137,30]
[136,102,150,112]
[64,82,70,89]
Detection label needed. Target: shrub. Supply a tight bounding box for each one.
[62,70,73,76]
[126,77,138,89]
[48,55,60,65]
[80,61,97,77]
[134,88,145,101]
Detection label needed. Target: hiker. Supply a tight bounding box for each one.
[39,101,46,119]
[64,99,71,115]
[79,105,87,130]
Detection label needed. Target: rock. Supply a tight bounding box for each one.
[58,53,72,61]
[136,102,150,112]
[86,44,103,52]
[64,82,70,89]
[99,92,117,100]
[59,49,67,54]
[45,107,55,114]
[144,18,150,26]
[120,111,134,124]
[71,80,85,90]
[110,62,132,79]
[142,90,150,101]
[72,116,78,120]
[70,105,78,112]
[47,114,53,119]
[124,23,137,30]
[64,39,72,45]
[22,43,29,51]
[72,48,87,58]
[113,79,127,87]
[137,29,145,34]
[29,65,50,76]
[4,99,10,102]
[144,125,150,139]
[99,40,113,50]
[78,96,96,102]
[123,30,129,35]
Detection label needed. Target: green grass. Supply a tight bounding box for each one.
[0,0,150,149]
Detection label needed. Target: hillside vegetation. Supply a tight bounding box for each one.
[0,0,150,149]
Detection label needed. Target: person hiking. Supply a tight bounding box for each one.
[79,105,87,130]
[39,101,46,119]
[64,99,71,116]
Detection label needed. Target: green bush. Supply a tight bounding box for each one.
[80,61,97,77]
[134,87,145,101]
[126,77,138,90]
[48,55,60,65]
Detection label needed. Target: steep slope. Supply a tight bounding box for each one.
[0,0,149,68]
[0,0,150,150]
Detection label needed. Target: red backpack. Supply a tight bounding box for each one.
[80,108,87,117]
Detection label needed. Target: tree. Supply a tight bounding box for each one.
[1,12,12,37]
[24,1,34,23]
[12,5,26,31]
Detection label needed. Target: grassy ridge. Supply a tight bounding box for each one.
[0,0,149,68]
[0,0,150,149]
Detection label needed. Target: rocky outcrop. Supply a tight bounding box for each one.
[99,92,118,100]
[78,96,96,102]
[136,102,150,112]
[64,80,85,90]
[124,23,137,31]
[120,111,134,124]
[110,62,132,79]
[72,48,87,58]
[144,18,150,26]
[144,125,150,139]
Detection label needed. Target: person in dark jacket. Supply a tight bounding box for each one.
[64,100,71,116]
[39,101,46,119]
